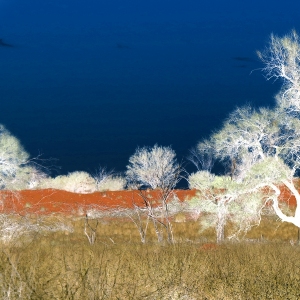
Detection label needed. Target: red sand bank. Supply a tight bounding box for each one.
[0,185,297,216]
[0,189,197,216]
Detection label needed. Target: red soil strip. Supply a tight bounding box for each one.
[0,189,197,216]
[0,183,297,216]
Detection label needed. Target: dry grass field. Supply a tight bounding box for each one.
[0,214,300,299]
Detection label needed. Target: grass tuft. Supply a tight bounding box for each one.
[0,215,300,299]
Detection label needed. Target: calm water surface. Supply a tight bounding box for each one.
[0,1,299,180]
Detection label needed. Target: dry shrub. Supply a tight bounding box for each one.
[39,171,126,194]
[1,234,300,299]
[0,215,300,299]
[39,171,97,194]
[96,176,126,192]
[0,214,73,245]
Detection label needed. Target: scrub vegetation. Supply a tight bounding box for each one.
[38,171,126,193]
[188,30,300,243]
[0,215,300,300]
[1,30,300,298]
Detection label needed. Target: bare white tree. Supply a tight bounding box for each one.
[191,106,300,240]
[187,141,215,172]
[191,109,300,240]
[255,30,300,229]
[210,106,283,181]
[257,30,300,113]
[126,145,182,244]
[128,191,185,244]
[188,30,300,241]
[126,144,181,190]
[188,171,273,243]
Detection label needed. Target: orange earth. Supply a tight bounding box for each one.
[0,189,198,216]
[0,185,297,216]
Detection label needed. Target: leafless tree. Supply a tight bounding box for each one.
[129,190,184,244]
[187,31,300,240]
[187,142,215,172]
[258,30,300,113]
[210,106,283,181]
[126,145,182,243]
[126,144,181,190]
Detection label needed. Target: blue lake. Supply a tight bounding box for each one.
[0,1,299,182]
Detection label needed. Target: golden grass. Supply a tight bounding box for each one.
[0,215,300,299]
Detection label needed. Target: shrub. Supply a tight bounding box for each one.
[7,166,48,190]
[93,167,126,191]
[188,171,215,190]
[96,176,126,191]
[0,124,47,191]
[0,214,73,244]
[39,171,97,194]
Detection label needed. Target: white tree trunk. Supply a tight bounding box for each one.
[216,201,227,243]
[269,181,300,228]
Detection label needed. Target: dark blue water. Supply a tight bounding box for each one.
[0,0,299,178]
